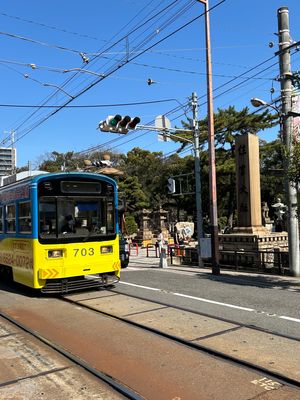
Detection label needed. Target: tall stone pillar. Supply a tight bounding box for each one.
[235,133,267,234]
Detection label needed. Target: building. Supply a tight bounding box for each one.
[0,147,17,176]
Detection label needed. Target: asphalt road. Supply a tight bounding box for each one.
[119,255,300,340]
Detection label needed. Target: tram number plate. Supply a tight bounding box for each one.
[74,248,95,257]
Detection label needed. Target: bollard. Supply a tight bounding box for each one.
[159,246,168,268]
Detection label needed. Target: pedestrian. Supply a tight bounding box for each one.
[157,229,164,255]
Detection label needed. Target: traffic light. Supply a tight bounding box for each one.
[127,117,141,130]
[98,115,141,134]
[107,115,122,127]
[167,178,176,194]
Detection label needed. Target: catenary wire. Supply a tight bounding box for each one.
[2,0,182,135]
[6,1,225,148]
[4,0,193,139]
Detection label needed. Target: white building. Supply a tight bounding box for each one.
[0,147,17,176]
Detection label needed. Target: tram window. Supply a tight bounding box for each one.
[19,201,32,233]
[5,204,16,233]
[0,207,3,232]
[107,202,115,233]
[57,197,115,237]
[39,198,57,236]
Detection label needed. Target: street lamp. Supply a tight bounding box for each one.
[43,83,74,99]
[251,96,300,277]
[197,0,219,274]
[63,68,106,78]
[250,98,268,108]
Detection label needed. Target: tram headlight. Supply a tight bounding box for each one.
[100,246,113,254]
[48,250,63,258]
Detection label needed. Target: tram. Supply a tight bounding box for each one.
[0,171,121,293]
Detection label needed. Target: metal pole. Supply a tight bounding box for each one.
[278,7,300,276]
[191,92,204,267]
[203,0,220,274]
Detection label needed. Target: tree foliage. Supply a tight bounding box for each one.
[28,106,285,231]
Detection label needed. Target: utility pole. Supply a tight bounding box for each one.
[278,6,300,276]
[198,0,220,274]
[191,92,204,267]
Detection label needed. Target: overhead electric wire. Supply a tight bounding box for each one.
[0,98,182,108]
[0,11,100,41]
[76,101,190,155]
[77,55,280,156]
[0,30,85,55]
[0,57,274,82]
[2,0,181,136]
[3,0,188,141]
[78,58,282,157]
[125,0,197,57]
[7,0,225,148]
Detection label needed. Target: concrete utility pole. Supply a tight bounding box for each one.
[197,0,220,274]
[278,6,300,276]
[191,92,204,267]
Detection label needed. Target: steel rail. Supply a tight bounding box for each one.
[108,287,300,343]
[0,310,143,400]
[61,292,300,390]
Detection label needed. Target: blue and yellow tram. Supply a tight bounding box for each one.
[0,171,121,293]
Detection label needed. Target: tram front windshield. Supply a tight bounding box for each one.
[39,196,115,240]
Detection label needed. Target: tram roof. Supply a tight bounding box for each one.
[0,171,117,188]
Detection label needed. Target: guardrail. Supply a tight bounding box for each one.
[219,249,289,274]
[169,246,290,274]
[129,243,139,256]
[146,244,158,258]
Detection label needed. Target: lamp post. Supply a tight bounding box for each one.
[43,83,74,99]
[250,95,300,277]
[197,0,219,274]
[63,68,106,78]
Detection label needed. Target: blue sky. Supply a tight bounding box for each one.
[0,0,299,167]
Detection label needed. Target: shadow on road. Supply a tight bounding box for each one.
[193,270,300,292]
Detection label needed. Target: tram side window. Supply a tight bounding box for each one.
[19,201,32,234]
[0,207,3,232]
[107,201,115,233]
[5,204,16,233]
[39,198,57,236]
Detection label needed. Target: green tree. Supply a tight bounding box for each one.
[288,141,300,186]
[260,139,285,211]
[121,147,168,209]
[38,151,83,172]
[118,175,149,214]
[124,214,138,236]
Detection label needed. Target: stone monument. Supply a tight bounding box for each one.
[271,198,286,232]
[234,133,268,234]
[261,202,273,232]
[220,133,288,269]
[135,209,153,245]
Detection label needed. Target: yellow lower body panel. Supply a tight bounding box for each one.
[0,237,120,291]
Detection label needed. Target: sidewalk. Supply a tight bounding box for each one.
[128,247,300,291]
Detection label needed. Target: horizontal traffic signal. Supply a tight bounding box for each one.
[107,115,122,127]
[127,117,141,130]
[98,115,141,134]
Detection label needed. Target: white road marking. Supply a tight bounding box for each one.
[173,292,254,311]
[119,281,300,323]
[279,315,300,323]
[120,282,161,291]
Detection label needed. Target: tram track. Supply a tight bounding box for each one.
[1,283,300,399]
[110,286,300,343]
[0,308,143,400]
[61,289,300,390]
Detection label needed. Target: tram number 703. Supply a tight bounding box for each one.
[74,248,95,257]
